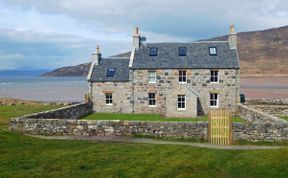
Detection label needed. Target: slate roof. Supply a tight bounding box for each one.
[132,42,240,69]
[90,58,130,82]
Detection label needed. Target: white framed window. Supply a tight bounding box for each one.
[179,70,187,83]
[105,93,113,105]
[209,47,217,56]
[210,93,219,107]
[210,70,219,83]
[148,70,156,83]
[177,95,186,110]
[148,93,156,107]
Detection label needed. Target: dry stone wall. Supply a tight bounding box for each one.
[26,102,93,119]
[238,104,288,141]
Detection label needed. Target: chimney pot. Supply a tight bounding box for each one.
[228,24,237,49]
[92,45,101,65]
[132,27,140,49]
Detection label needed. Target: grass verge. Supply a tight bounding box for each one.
[1,104,288,177]
[82,113,244,122]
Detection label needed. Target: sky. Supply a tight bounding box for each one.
[0,0,288,70]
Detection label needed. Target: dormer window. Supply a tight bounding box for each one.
[106,68,116,77]
[149,47,158,56]
[179,47,187,56]
[209,47,217,56]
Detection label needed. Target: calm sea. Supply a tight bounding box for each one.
[0,76,287,102]
[0,76,88,102]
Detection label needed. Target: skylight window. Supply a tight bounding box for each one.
[106,68,116,77]
[209,47,217,56]
[179,47,187,56]
[149,47,158,56]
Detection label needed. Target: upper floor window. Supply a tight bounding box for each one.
[179,70,187,83]
[149,47,158,56]
[209,47,217,56]
[105,93,113,105]
[178,47,187,56]
[178,95,186,110]
[106,68,116,77]
[148,70,156,83]
[148,93,156,107]
[210,70,219,83]
[210,93,219,107]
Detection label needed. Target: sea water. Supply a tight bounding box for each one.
[0,76,88,102]
[0,76,287,102]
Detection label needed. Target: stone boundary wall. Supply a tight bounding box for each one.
[249,105,288,116]
[246,98,288,105]
[25,102,93,119]
[8,102,288,142]
[10,117,279,141]
[238,104,288,141]
[10,119,209,140]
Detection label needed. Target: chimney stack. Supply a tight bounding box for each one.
[91,45,101,65]
[132,27,140,49]
[228,24,237,49]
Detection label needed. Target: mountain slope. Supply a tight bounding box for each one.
[209,26,288,75]
[43,26,288,77]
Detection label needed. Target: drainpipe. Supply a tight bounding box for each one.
[132,69,135,113]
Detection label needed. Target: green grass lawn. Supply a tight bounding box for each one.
[82,113,244,122]
[1,104,288,177]
[280,116,288,121]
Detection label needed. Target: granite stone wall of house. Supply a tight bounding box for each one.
[133,69,239,116]
[91,82,132,113]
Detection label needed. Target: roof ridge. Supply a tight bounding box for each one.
[146,41,228,45]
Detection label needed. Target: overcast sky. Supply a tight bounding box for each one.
[0,0,287,70]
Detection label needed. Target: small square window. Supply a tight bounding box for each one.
[210,93,219,107]
[178,95,186,110]
[105,93,113,105]
[210,70,219,83]
[148,93,156,107]
[106,68,116,77]
[148,70,156,83]
[209,47,217,56]
[179,47,187,56]
[149,47,158,56]
[179,70,187,83]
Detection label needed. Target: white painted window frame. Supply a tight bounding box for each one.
[210,93,219,108]
[148,93,156,107]
[179,70,187,83]
[177,95,186,110]
[210,70,219,83]
[148,70,157,84]
[105,93,113,106]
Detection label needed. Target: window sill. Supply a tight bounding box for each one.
[179,82,187,84]
[210,81,219,84]
[148,82,157,84]
[148,105,156,108]
[177,108,186,111]
[209,105,219,108]
[106,104,113,106]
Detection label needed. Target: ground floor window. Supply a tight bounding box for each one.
[210,93,219,107]
[105,93,113,105]
[148,93,156,107]
[177,95,186,110]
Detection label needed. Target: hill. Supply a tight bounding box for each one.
[43,26,288,77]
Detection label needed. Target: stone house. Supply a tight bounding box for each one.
[87,26,240,118]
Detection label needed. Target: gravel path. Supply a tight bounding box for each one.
[29,135,285,150]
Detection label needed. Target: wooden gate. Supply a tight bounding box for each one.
[208,109,232,145]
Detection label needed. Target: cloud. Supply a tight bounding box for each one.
[0,0,288,70]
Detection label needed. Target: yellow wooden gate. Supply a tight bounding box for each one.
[208,109,232,145]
